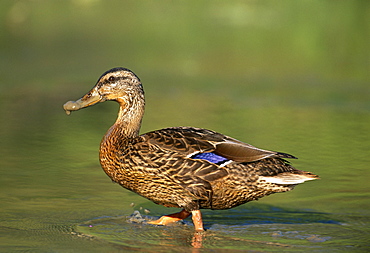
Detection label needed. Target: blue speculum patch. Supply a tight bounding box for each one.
[191,152,229,164]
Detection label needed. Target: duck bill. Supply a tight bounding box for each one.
[63,88,103,115]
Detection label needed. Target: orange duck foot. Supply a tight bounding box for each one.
[148,209,205,231]
[148,209,191,225]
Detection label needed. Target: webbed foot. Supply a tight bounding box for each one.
[148,209,191,225]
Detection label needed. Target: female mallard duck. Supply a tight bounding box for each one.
[63,67,318,231]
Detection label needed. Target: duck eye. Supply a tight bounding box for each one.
[108,76,115,82]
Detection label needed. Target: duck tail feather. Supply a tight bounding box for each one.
[260,172,319,185]
[275,152,298,159]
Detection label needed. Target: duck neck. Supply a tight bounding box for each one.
[114,101,145,139]
[100,97,145,158]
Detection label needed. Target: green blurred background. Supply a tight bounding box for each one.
[0,0,369,252]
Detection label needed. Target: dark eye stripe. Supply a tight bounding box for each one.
[103,76,129,85]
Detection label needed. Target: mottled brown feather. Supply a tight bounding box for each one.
[63,67,319,215]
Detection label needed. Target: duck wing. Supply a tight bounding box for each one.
[144,126,294,163]
[134,127,304,210]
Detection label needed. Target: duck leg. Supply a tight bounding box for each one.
[191,210,205,231]
[148,209,191,226]
[148,209,205,231]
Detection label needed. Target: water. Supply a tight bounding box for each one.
[1,1,369,252]
[1,76,369,252]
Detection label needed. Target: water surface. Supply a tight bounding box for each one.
[1,1,369,252]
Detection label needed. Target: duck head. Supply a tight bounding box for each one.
[63,67,144,115]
